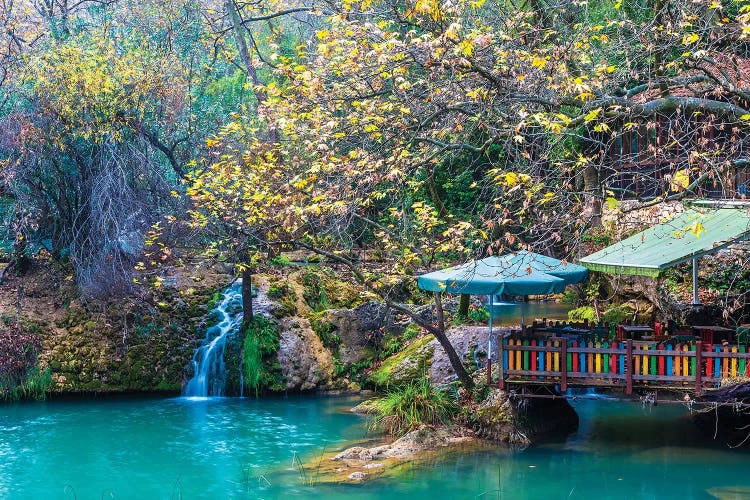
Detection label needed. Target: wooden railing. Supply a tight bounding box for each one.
[495,338,750,395]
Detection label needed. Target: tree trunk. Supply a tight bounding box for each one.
[241,267,253,331]
[434,292,474,390]
[583,163,602,226]
[458,294,470,318]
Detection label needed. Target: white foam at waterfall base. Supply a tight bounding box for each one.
[183,281,243,397]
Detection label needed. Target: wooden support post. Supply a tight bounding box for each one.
[695,341,703,396]
[560,341,568,392]
[626,339,634,395]
[498,338,505,390]
[458,294,470,318]
[692,257,701,305]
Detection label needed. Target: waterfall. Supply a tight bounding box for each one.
[183,281,243,397]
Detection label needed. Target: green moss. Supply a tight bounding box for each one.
[206,291,222,310]
[309,312,340,349]
[267,281,297,316]
[155,380,180,391]
[369,335,435,388]
[302,270,329,312]
[402,324,421,341]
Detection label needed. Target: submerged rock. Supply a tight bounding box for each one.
[322,425,484,483]
[707,486,750,500]
[334,426,476,462]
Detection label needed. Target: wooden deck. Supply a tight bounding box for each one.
[494,337,750,396]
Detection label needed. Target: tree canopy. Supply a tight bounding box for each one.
[3,0,750,383]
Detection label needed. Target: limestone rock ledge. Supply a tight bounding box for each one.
[277,316,335,391]
[314,426,484,483]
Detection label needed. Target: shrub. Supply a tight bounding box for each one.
[269,255,292,267]
[369,378,459,437]
[468,306,489,323]
[0,323,49,401]
[310,314,339,349]
[402,324,421,341]
[602,305,632,325]
[568,306,597,323]
[243,316,284,396]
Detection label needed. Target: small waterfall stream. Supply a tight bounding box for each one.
[183,281,243,397]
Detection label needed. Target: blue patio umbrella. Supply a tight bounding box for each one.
[417,252,587,296]
[417,252,589,369]
[509,250,589,285]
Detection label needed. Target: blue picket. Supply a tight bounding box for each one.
[666,344,673,379]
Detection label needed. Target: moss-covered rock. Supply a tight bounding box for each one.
[472,389,517,443]
[369,335,435,387]
[29,262,232,395]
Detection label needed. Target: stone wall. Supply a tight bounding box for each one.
[602,200,686,237]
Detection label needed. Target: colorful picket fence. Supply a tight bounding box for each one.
[497,337,750,395]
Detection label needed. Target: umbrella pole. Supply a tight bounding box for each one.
[487,294,494,385]
[692,257,701,305]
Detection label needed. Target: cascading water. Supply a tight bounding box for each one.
[183,281,243,397]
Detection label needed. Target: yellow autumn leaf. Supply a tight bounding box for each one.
[671,169,690,192]
[458,40,474,57]
[690,221,706,238]
[532,55,547,69]
[682,33,700,45]
[584,108,601,122]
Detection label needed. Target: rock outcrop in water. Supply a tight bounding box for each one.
[693,380,750,447]
[311,425,485,483]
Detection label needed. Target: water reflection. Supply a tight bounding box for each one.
[486,300,572,326]
[0,395,748,499]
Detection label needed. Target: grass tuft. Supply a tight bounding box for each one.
[369,377,459,437]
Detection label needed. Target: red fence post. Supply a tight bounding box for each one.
[561,341,568,392]
[695,341,702,396]
[626,339,633,395]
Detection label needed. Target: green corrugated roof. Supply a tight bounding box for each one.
[580,208,750,277]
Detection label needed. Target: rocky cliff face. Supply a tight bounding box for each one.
[0,259,233,395]
[325,302,406,365]
[0,260,496,397]
[277,316,335,391]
